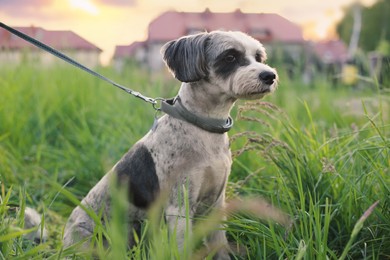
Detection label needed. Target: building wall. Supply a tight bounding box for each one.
[146,43,166,71]
[112,37,307,74]
[113,47,148,71]
[0,49,101,68]
[126,41,306,72]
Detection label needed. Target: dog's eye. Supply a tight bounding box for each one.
[225,55,236,63]
[255,53,262,63]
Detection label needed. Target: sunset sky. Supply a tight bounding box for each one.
[0,0,377,64]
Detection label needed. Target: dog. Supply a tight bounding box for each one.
[63,30,278,259]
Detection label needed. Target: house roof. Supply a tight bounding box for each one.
[0,26,102,52]
[113,9,304,61]
[147,9,304,43]
[113,41,145,59]
[312,40,348,63]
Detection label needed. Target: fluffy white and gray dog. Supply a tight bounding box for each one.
[63,30,278,259]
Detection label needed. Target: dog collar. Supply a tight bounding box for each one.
[160,96,233,134]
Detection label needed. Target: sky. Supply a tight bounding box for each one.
[0,0,377,65]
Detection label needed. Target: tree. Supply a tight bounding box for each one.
[337,0,390,52]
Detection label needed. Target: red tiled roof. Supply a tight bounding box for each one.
[0,26,102,52]
[148,9,304,43]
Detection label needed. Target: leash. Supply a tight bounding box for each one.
[0,22,157,107]
[0,22,233,133]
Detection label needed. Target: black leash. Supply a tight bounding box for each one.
[0,22,157,106]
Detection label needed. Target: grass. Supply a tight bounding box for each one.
[0,62,389,259]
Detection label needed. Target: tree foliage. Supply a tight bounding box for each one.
[337,0,390,53]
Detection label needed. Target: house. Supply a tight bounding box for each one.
[113,41,147,70]
[0,26,102,68]
[302,40,349,84]
[113,9,305,71]
[311,40,348,65]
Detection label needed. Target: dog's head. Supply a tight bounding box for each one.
[161,30,278,100]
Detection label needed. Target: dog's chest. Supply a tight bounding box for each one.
[145,117,232,193]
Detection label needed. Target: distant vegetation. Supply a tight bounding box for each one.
[337,0,390,53]
[0,62,389,259]
[337,0,390,87]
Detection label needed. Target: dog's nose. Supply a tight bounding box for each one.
[259,71,276,85]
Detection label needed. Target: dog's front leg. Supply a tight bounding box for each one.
[165,205,193,250]
[206,221,230,260]
[205,195,231,260]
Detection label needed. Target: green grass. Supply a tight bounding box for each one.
[0,62,389,259]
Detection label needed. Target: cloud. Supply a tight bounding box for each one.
[0,0,52,8]
[95,0,136,7]
[0,0,56,18]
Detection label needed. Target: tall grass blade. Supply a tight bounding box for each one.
[339,201,380,260]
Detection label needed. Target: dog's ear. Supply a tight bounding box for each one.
[161,33,209,82]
